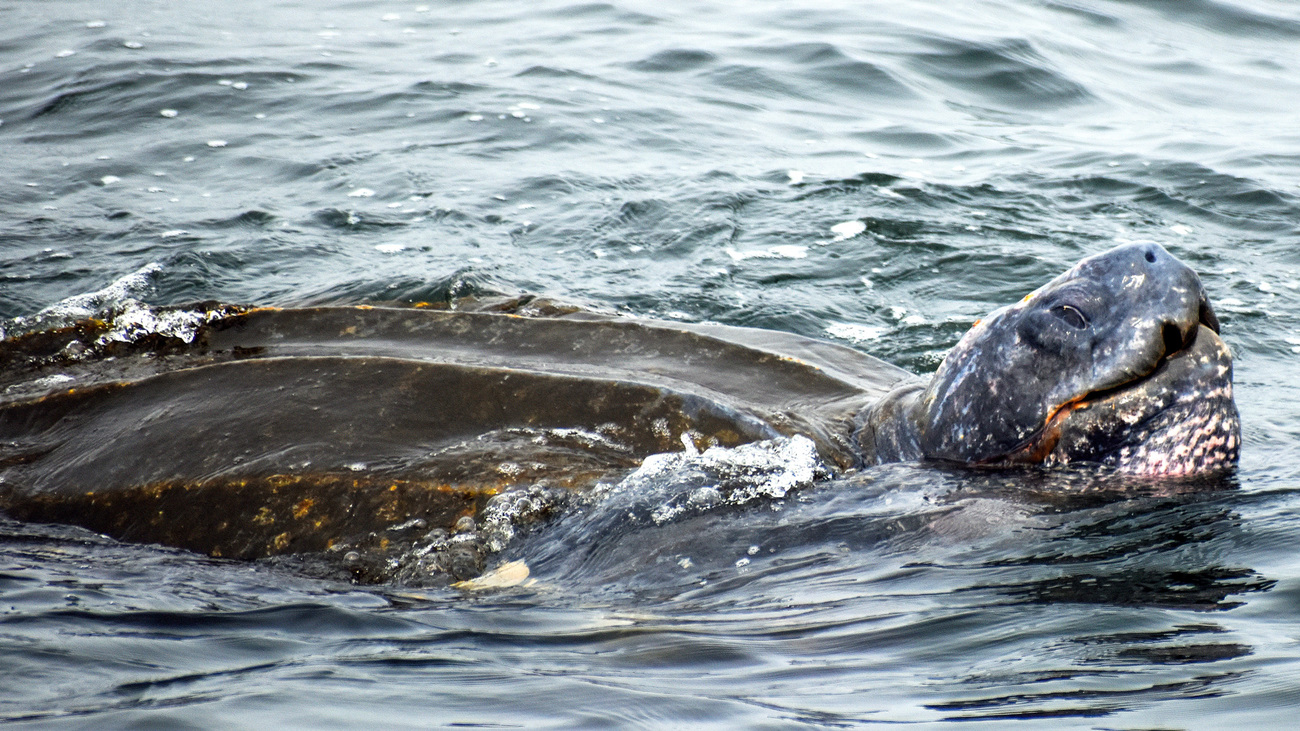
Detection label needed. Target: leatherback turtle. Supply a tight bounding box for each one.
[0,243,1238,580]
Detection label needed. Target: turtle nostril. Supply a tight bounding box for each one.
[1162,322,1185,357]
[1145,250,1156,263]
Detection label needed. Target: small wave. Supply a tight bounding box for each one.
[2,263,163,339]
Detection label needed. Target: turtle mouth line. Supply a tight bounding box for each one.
[988,311,1217,466]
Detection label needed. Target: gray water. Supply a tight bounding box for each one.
[3,0,1300,727]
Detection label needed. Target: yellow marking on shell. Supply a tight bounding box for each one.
[272,532,291,551]
[252,506,275,525]
[292,498,314,519]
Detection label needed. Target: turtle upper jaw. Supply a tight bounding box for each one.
[998,323,1240,476]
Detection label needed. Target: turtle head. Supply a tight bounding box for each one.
[859,243,1239,477]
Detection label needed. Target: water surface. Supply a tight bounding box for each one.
[2,0,1300,727]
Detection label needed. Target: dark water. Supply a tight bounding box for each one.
[3,0,1300,727]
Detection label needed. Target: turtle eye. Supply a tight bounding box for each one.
[1051,304,1088,329]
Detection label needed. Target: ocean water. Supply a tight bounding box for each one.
[3,0,1300,727]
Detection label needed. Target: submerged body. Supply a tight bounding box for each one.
[0,244,1239,581]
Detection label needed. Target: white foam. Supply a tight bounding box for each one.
[348,188,375,198]
[830,220,866,241]
[95,302,218,346]
[825,323,886,343]
[206,140,227,148]
[374,243,405,253]
[724,245,808,261]
[617,435,825,526]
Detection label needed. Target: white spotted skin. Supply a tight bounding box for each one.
[1043,326,1240,477]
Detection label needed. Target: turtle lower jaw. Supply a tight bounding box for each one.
[994,324,1240,477]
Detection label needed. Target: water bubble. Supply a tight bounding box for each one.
[735,557,750,568]
[382,13,400,21]
[375,243,405,253]
[86,20,107,28]
[218,79,233,86]
[160,230,188,238]
[206,139,227,147]
[1170,224,1193,236]
[787,169,805,185]
[232,81,248,90]
[467,114,484,121]
[100,175,120,185]
[348,188,375,198]
[123,41,143,49]
[56,50,76,58]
